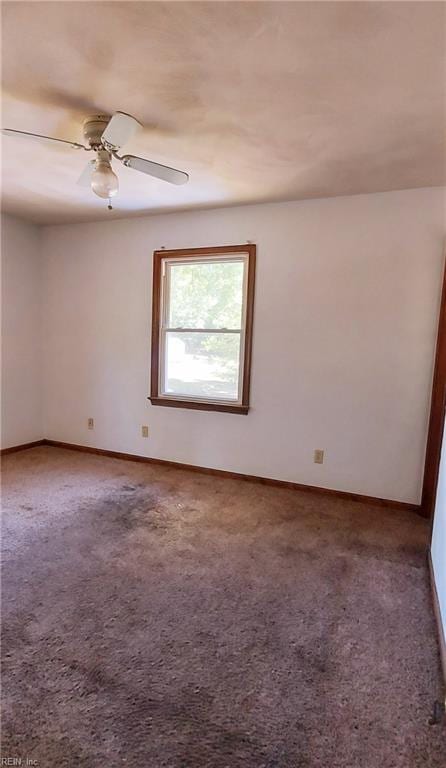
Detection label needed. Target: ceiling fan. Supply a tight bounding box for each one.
[2,112,189,208]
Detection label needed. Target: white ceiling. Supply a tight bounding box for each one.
[2,1,445,224]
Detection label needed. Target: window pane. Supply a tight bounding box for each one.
[163,332,241,401]
[168,260,244,329]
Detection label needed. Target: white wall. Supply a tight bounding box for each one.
[432,426,446,644]
[41,187,445,503]
[1,214,43,448]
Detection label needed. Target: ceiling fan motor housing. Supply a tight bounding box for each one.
[82,116,111,149]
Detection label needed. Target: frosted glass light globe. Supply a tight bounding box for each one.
[91,160,119,199]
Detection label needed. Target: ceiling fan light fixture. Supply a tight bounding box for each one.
[91,158,119,199]
[3,110,189,203]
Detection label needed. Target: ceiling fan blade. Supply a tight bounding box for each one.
[77,160,96,187]
[2,128,86,150]
[101,112,142,150]
[120,155,189,185]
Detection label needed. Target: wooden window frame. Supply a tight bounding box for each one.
[149,244,256,414]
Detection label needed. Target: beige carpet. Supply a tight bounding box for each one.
[1,446,445,767]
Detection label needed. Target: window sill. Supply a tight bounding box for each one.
[148,396,249,415]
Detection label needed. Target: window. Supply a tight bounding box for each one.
[150,244,256,414]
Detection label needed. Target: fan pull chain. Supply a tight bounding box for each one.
[107,198,113,211]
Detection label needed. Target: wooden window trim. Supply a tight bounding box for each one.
[149,244,256,414]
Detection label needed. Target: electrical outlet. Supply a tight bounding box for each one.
[88,417,94,430]
[314,449,324,464]
[141,425,149,438]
